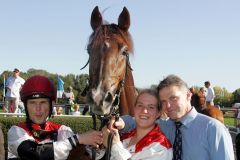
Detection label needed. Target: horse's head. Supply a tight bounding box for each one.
[87,6,134,116]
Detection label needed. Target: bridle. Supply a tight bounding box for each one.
[81,23,133,159]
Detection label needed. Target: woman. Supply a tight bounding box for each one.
[102,88,172,160]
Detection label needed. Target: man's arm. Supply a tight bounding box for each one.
[208,122,234,160]
[107,115,136,133]
[120,115,136,133]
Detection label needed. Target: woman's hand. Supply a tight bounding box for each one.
[102,126,120,147]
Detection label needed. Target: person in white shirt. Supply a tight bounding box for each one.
[5,68,25,113]
[204,81,215,106]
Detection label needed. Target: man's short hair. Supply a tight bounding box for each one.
[13,68,20,73]
[204,81,210,86]
[157,74,188,93]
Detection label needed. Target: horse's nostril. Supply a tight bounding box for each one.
[105,92,113,103]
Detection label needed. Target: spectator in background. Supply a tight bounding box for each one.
[62,86,75,114]
[204,81,215,106]
[71,104,80,116]
[197,87,206,111]
[5,68,25,113]
[56,106,64,115]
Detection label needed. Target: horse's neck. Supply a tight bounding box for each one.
[120,70,136,116]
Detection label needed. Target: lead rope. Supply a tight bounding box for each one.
[105,114,119,160]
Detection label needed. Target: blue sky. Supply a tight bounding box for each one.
[0,0,239,92]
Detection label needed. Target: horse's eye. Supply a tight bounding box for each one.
[103,41,110,50]
[122,50,128,56]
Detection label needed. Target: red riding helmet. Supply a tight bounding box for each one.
[20,75,56,102]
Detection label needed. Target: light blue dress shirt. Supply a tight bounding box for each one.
[122,108,234,160]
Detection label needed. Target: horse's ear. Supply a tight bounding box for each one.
[91,6,103,31]
[118,7,130,31]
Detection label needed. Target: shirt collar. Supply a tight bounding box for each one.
[180,107,198,128]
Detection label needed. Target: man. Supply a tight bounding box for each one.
[8,75,103,160]
[204,81,215,106]
[62,86,75,115]
[5,68,25,113]
[112,75,234,160]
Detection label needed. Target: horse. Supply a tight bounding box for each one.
[86,6,137,117]
[67,6,137,160]
[200,104,224,123]
[190,88,224,123]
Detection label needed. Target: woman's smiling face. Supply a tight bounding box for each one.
[134,93,160,129]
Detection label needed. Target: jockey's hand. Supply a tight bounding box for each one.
[78,130,103,148]
[108,116,125,131]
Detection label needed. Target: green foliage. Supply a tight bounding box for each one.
[224,117,237,126]
[214,86,234,107]
[233,88,240,103]
[0,116,99,134]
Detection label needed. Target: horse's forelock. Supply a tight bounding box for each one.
[87,24,133,54]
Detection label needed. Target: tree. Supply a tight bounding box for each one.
[213,86,233,107]
[233,88,240,103]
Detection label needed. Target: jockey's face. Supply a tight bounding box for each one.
[27,98,50,124]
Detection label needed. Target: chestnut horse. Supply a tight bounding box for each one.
[201,104,224,123]
[68,6,137,160]
[86,6,137,117]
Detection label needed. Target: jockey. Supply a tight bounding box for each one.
[8,75,103,160]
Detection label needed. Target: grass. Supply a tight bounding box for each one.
[225,117,239,127]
